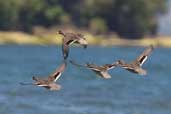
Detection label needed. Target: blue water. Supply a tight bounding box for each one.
[0,45,171,114]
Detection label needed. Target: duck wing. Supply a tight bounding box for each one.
[62,36,78,59]
[86,64,103,71]
[48,62,66,82]
[131,45,153,66]
[103,63,117,71]
[70,60,101,71]
[62,43,69,60]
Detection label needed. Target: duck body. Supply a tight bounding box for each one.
[29,62,66,91]
[58,30,88,59]
[32,76,61,90]
[116,45,153,75]
[70,60,117,79]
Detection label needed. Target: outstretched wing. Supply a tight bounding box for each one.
[86,64,102,71]
[70,60,101,71]
[62,43,69,60]
[48,62,67,82]
[66,39,77,45]
[133,45,154,66]
[104,63,117,71]
[62,37,78,59]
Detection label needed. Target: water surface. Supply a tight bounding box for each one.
[0,45,171,114]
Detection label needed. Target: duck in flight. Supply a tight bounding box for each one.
[116,45,154,75]
[20,62,66,91]
[58,30,88,59]
[69,60,117,79]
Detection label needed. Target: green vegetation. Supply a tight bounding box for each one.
[0,0,166,38]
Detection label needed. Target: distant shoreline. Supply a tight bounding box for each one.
[0,31,171,47]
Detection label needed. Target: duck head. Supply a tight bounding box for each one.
[76,33,88,48]
[58,30,65,36]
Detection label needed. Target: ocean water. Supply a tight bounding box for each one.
[0,45,171,114]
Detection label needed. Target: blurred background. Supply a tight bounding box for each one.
[1,1,171,114]
[0,0,171,46]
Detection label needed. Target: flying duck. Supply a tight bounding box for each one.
[20,62,66,91]
[58,30,88,59]
[116,45,154,75]
[69,60,117,79]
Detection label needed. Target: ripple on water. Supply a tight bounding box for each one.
[0,45,171,114]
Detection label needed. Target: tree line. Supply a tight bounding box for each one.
[0,0,166,38]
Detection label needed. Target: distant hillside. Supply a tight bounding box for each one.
[0,31,171,47]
